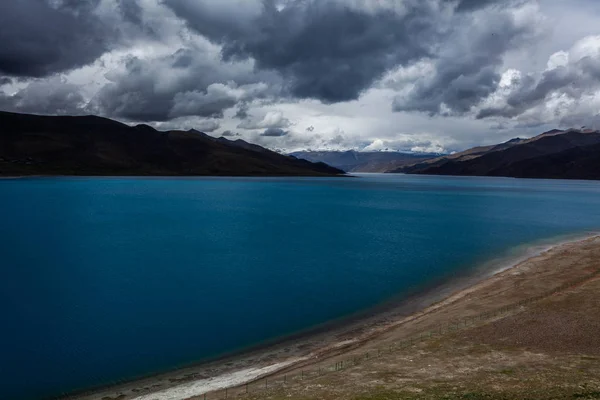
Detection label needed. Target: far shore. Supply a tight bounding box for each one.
[0,173,349,180]
[65,232,599,400]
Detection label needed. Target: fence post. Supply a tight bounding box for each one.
[245,383,248,393]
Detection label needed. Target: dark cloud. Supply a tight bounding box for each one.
[114,0,167,39]
[234,103,250,119]
[170,86,239,119]
[237,111,291,130]
[221,130,239,137]
[0,77,12,86]
[395,66,501,115]
[393,7,537,115]
[165,0,443,103]
[453,0,507,12]
[0,0,115,77]
[165,0,539,116]
[261,127,288,137]
[90,47,280,121]
[117,0,143,25]
[0,79,86,115]
[90,57,172,121]
[306,126,315,132]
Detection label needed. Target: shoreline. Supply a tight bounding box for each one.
[0,173,348,180]
[66,232,599,400]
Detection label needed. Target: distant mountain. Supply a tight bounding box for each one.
[289,150,437,172]
[392,129,600,180]
[0,111,344,177]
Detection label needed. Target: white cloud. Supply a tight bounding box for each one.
[569,35,600,61]
[547,51,569,70]
[237,110,292,130]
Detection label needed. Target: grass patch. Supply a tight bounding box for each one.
[573,389,600,398]
[346,385,600,400]
[498,368,515,375]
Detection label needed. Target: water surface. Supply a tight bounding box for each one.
[2,174,600,400]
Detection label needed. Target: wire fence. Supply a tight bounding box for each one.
[194,268,600,400]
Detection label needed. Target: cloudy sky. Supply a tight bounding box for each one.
[1,0,600,153]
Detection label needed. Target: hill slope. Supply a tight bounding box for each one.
[0,111,343,177]
[393,129,600,180]
[290,150,436,172]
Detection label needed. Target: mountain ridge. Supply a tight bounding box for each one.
[0,111,344,177]
[392,128,600,180]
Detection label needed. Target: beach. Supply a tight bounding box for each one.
[65,233,600,400]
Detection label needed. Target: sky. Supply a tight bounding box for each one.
[1,0,600,154]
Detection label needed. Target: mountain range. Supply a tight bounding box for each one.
[0,111,343,177]
[393,128,600,180]
[289,150,436,172]
[3,110,599,180]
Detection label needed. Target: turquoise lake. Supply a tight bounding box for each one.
[2,174,600,400]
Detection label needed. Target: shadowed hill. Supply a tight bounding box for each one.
[0,111,344,177]
[392,129,600,180]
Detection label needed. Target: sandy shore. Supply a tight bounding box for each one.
[67,233,599,400]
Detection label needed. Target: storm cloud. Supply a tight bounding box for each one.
[452,0,512,12]
[89,46,281,121]
[393,4,541,116]
[261,128,289,137]
[0,78,86,115]
[1,0,599,152]
[238,111,292,130]
[117,0,144,25]
[476,35,600,123]
[0,0,114,77]
[165,0,445,103]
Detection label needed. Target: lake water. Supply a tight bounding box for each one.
[2,174,600,400]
